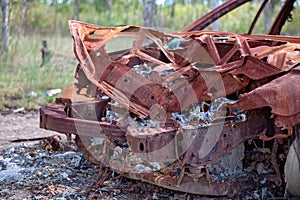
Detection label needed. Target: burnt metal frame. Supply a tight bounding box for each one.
[40,0,300,196]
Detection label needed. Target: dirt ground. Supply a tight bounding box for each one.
[0,110,62,150]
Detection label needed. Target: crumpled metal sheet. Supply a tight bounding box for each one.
[69,20,300,129]
[236,65,300,129]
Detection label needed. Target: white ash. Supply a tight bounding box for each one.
[172,97,246,127]
[111,146,123,161]
[101,110,120,123]
[0,162,26,182]
[132,63,153,78]
[0,144,102,199]
[126,117,161,131]
[115,114,160,131]
[132,63,175,79]
[101,95,110,100]
[102,97,246,130]
[108,144,162,174]
[91,137,105,146]
[135,164,152,173]
[149,162,161,171]
[101,101,161,131]
[256,162,272,175]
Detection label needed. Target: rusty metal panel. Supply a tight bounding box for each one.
[236,65,300,129]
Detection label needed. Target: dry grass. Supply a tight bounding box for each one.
[0,35,76,109]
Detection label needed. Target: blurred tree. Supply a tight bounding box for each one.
[263,1,272,29]
[74,0,80,20]
[94,0,113,22]
[171,0,175,17]
[94,0,110,13]
[18,0,28,36]
[264,0,281,30]
[1,0,9,52]
[142,0,155,27]
[210,0,219,30]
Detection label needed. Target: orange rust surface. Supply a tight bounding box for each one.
[69,20,300,130]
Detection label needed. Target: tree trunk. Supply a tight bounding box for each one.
[210,0,219,30]
[107,0,113,21]
[74,0,80,20]
[1,0,9,52]
[171,1,175,18]
[142,0,155,27]
[263,2,272,30]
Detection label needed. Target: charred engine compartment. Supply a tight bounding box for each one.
[40,20,300,196]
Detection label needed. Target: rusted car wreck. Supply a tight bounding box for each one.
[40,0,300,197]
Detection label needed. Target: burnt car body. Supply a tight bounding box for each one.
[40,0,300,197]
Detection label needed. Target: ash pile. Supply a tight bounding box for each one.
[0,138,98,199]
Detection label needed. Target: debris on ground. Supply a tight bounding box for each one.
[0,139,287,199]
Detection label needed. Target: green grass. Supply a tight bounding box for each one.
[0,35,76,109]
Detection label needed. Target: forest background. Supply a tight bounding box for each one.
[0,0,299,109]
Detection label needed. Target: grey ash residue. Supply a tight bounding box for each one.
[171,97,246,127]
[0,144,99,199]
[102,97,246,132]
[0,142,187,199]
